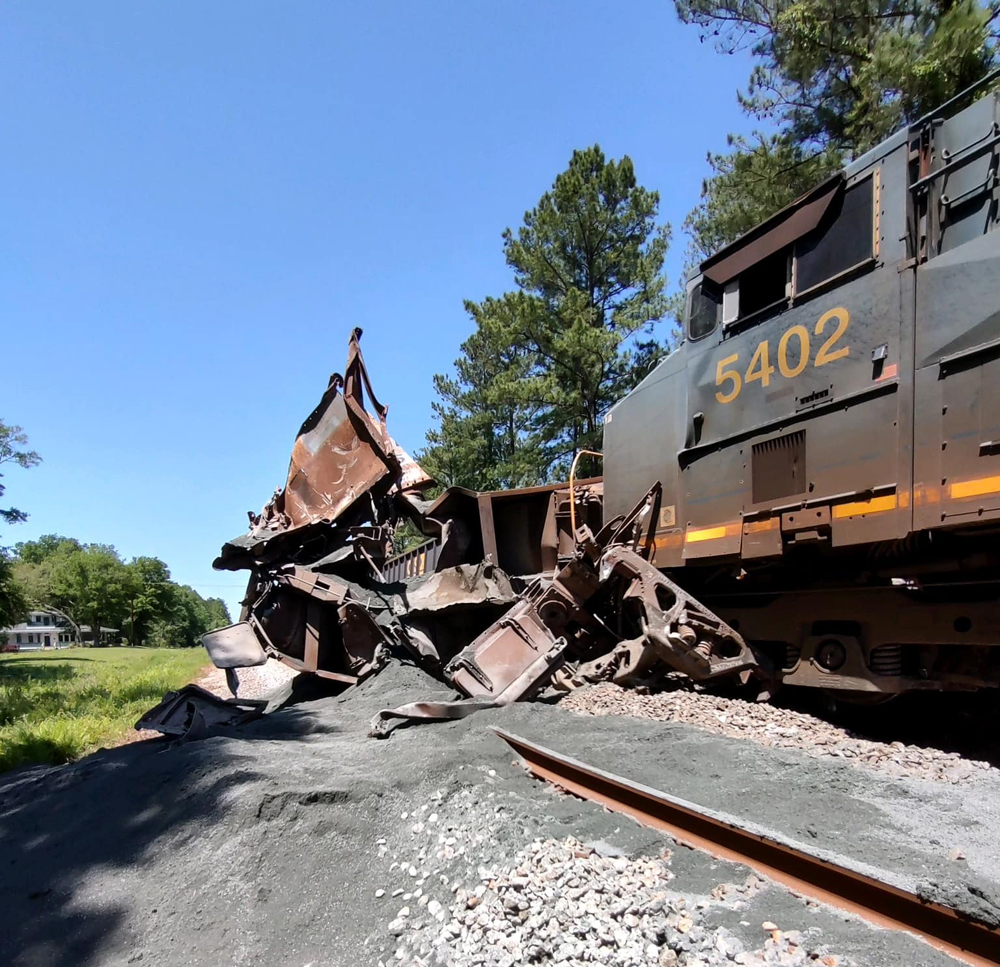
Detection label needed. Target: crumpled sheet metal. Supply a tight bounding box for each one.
[135,685,267,741]
[396,561,516,615]
[372,486,772,734]
[214,328,433,571]
[274,326,397,532]
[163,329,774,744]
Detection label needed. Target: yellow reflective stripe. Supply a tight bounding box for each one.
[654,532,684,549]
[949,475,1000,500]
[685,523,740,544]
[743,518,779,534]
[832,494,897,518]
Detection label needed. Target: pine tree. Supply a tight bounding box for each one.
[676,0,999,255]
[424,147,671,484]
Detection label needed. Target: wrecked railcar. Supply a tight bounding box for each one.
[137,328,771,740]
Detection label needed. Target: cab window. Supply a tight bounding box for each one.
[687,282,720,340]
[795,178,874,293]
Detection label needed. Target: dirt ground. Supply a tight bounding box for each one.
[1,661,997,967]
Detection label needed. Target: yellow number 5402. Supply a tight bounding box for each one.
[715,307,850,404]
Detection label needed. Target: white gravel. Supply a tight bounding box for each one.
[375,781,850,967]
[195,657,298,700]
[559,683,992,784]
[391,835,848,967]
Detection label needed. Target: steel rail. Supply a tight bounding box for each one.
[493,727,1000,966]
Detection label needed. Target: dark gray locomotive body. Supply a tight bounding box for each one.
[605,80,1000,697]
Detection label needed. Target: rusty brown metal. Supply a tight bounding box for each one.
[495,728,1000,967]
[441,485,770,707]
[193,331,771,720]
[602,545,767,687]
[260,326,399,534]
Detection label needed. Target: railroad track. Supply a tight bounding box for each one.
[493,727,1000,967]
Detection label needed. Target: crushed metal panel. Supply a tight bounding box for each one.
[276,326,398,530]
[135,685,267,740]
[445,597,571,704]
[201,622,268,669]
[401,562,516,614]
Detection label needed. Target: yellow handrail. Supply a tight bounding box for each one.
[569,449,603,536]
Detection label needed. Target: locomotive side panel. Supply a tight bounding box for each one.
[911,90,1000,532]
[676,144,912,562]
[601,82,1000,695]
[602,347,689,568]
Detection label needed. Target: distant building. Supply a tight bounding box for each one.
[0,610,120,650]
[0,610,75,650]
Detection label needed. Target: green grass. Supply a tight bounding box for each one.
[0,647,209,772]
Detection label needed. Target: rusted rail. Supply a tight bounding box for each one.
[493,728,1000,967]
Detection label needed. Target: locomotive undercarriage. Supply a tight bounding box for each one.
[691,533,1000,696]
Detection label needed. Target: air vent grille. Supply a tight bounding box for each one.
[752,430,807,504]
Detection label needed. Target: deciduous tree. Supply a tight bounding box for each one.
[0,421,41,629]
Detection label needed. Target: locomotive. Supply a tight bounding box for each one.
[604,75,1000,698]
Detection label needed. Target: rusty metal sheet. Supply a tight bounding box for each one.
[445,597,571,704]
[266,326,399,533]
[401,562,515,614]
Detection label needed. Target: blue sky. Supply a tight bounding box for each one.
[2,2,759,622]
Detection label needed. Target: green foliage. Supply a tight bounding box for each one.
[145,584,231,649]
[420,294,546,490]
[0,421,41,530]
[0,421,41,629]
[675,0,999,256]
[684,133,843,262]
[391,519,430,555]
[10,536,231,647]
[0,647,209,771]
[423,146,671,486]
[0,554,26,634]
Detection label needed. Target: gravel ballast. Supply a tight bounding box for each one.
[1,662,997,967]
[559,682,993,784]
[393,833,849,967]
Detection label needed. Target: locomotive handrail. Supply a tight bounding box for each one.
[909,131,1000,193]
[908,66,1000,131]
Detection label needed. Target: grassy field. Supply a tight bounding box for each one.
[0,647,209,773]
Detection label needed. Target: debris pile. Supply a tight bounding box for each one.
[391,837,848,967]
[560,683,992,784]
[141,328,774,739]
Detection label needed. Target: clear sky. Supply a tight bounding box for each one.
[2,2,760,622]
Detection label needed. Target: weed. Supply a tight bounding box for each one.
[0,647,208,772]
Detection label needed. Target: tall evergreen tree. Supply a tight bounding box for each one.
[676,0,999,255]
[419,294,544,490]
[424,146,671,485]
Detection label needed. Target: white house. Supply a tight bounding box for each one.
[0,610,76,650]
